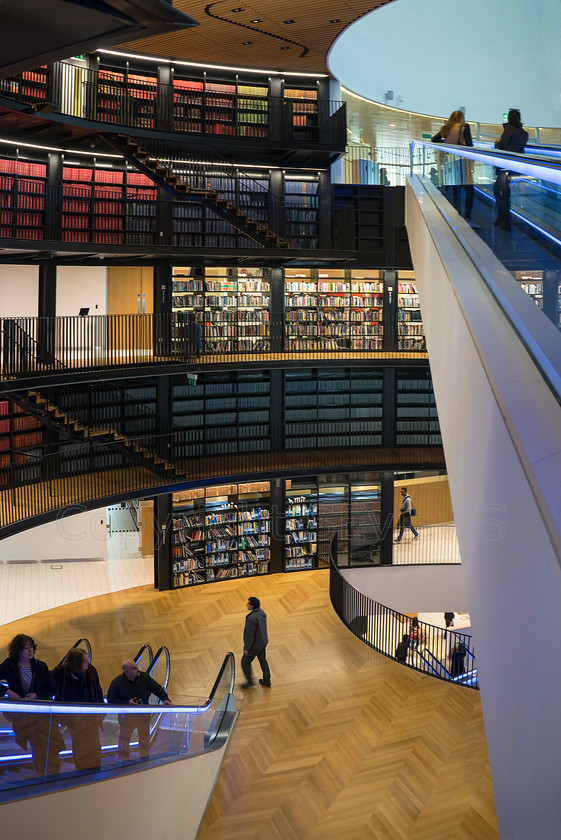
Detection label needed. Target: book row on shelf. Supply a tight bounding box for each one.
[169,482,321,588]
[170,266,422,352]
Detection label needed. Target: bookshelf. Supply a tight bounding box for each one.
[171,370,271,458]
[0,158,46,241]
[172,266,270,352]
[397,270,424,350]
[285,483,318,571]
[124,171,157,246]
[237,85,268,138]
[284,368,383,449]
[513,270,543,310]
[96,69,125,124]
[285,177,319,248]
[283,88,318,138]
[284,268,384,351]
[173,79,204,133]
[350,269,384,350]
[127,72,157,129]
[171,482,270,588]
[396,369,441,446]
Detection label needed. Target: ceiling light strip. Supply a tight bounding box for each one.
[97,49,327,78]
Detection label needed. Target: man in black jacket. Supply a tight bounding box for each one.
[241,596,271,688]
[494,108,529,230]
[107,659,172,759]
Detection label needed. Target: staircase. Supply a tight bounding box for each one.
[7,390,186,481]
[104,134,289,249]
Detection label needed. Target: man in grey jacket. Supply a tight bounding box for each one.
[241,596,271,688]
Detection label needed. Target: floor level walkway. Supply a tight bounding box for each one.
[0,572,498,839]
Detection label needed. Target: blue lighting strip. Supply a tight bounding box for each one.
[0,699,202,715]
[412,140,561,187]
[472,184,561,248]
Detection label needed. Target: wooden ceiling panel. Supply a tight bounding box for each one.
[119,0,391,74]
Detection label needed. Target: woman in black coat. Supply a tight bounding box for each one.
[0,633,62,774]
[51,647,104,771]
[493,108,529,230]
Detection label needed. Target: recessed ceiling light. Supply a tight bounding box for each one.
[284,19,295,24]
[330,19,342,23]
[281,46,290,50]
[389,124,396,128]
[231,7,243,12]
[242,41,252,45]
[250,18,262,22]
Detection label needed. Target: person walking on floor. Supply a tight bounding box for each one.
[241,596,271,689]
[395,486,419,543]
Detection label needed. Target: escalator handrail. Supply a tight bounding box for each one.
[133,644,154,666]
[56,637,92,667]
[146,645,170,692]
[0,652,236,716]
[205,651,235,705]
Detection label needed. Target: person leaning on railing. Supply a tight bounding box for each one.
[51,647,104,771]
[107,659,171,760]
[0,633,63,774]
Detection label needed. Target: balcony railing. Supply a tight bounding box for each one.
[0,314,426,382]
[0,61,346,146]
[329,550,478,688]
[1,314,198,379]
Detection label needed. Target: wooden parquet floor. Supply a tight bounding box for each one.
[0,572,498,840]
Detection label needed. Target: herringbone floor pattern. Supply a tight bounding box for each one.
[0,572,498,839]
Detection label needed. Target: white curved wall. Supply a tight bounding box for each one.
[328,0,561,128]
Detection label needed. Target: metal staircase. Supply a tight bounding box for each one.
[6,390,185,481]
[104,133,289,249]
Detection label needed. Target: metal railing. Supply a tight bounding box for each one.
[0,181,322,251]
[0,60,346,146]
[1,313,197,379]
[0,314,425,382]
[0,427,444,534]
[329,553,478,688]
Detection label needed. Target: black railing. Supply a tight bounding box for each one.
[0,427,444,533]
[0,314,425,381]
[0,181,322,250]
[329,553,478,688]
[1,314,197,379]
[0,60,346,146]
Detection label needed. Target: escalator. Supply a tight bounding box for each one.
[0,649,236,803]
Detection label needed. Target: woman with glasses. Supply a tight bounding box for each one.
[0,633,62,775]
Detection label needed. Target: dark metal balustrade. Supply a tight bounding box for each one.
[329,551,478,688]
[0,61,346,146]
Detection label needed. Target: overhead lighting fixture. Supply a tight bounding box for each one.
[281,46,290,50]
[97,49,328,77]
[231,7,243,11]
[250,18,262,22]
[242,41,252,45]
[284,19,295,24]
[330,19,342,23]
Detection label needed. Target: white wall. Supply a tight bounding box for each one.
[56,266,107,316]
[342,565,468,613]
[1,508,107,562]
[406,179,561,838]
[0,741,228,839]
[328,0,561,128]
[0,266,38,316]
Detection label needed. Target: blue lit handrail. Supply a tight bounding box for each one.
[411,139,561,186]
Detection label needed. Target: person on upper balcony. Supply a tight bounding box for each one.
[493,108,529,231]
[431,110,476,224]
